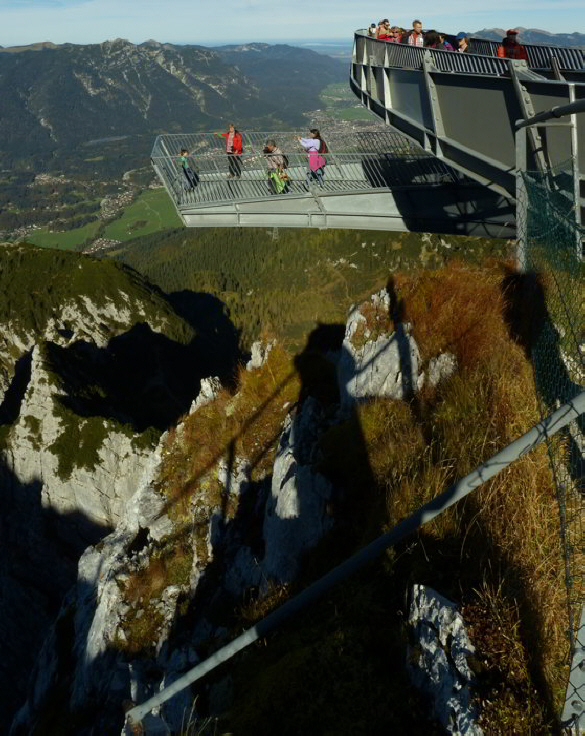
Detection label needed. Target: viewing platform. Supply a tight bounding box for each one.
[151,131,515,236]
[350,30,585,217]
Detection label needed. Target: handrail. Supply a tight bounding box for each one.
[151,132,461,208]
[127,390,585,727]
[516,98,585,129]
[469,36,585,72]
[354,29,585,74]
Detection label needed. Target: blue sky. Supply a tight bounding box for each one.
[1,0,584,46]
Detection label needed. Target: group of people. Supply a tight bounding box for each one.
[178,126,329,195]
[368,19,527,59]
[368,19,468,51]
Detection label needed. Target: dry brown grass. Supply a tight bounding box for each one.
[158,343,300,522]
[313,260,569,729]
[153,260,570,732]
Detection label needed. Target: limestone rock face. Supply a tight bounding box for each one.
[246,340,274,372]
[5,344,156,539]
[190,376,222,414]
[262,398,333,583]
[408,584,482,736]
[338,297,420,406]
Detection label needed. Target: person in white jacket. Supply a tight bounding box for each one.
[296,129,327,187]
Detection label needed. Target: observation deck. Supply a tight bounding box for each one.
[151,130,514,236]
[350,30,585,216]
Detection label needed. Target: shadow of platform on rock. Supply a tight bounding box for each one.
[501,267,584,487]
[0,456,112,734]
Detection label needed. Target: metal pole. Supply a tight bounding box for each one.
[127,391,585,727]
[515,125,528,272]
[516,98,585,131]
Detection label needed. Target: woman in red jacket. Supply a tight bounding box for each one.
[217,124,243,178]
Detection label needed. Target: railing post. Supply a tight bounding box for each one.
[561,607,585,733]
[515,123,528,272]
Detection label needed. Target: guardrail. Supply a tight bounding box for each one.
[151,132,461,209]
[355,29,585,75]
[470,36,585,72]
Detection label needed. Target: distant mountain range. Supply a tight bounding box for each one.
[0,40,345,174]
[474,27,585,47]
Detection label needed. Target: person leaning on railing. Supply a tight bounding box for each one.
[455,32,470,52]
[263,139,288,195]
[424,31,443,49]
[497,29,527,60]
[377,19,391,40]
[389,26,403,44]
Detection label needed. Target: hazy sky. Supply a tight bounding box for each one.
[1,0,584,47]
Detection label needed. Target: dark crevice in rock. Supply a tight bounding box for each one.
[0,349,32,426]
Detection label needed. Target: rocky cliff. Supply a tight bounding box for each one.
[9,280,461,734]
[0,242,202,731]
[5,256,565,734]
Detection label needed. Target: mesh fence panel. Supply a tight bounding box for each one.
[521,162,585,662]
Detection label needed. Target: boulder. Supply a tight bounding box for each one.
[407,584,482,736]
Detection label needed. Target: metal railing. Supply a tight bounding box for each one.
[355,30,585,75]
[470,36,585,72]
[126,391,585,728]
[151,131,460,209]
[355,32,513,77]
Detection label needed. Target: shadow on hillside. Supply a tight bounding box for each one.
[13,275,567,732]
[0,350,32,425]
[501,267,584,484]
[46,298,243,434]
[0,456,111,735]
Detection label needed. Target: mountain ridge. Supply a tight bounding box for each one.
[0,39,345,175]
[474,27,585,47]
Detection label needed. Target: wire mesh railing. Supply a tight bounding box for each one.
[151,131,460,208]
[519,159,585,726]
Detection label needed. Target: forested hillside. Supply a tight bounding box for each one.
[114,226,514,349]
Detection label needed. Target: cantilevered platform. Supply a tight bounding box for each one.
[151,131,514,236]
[350,31,585,219]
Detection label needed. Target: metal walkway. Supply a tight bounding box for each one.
[350,30,585,220]
[151,131,514,236]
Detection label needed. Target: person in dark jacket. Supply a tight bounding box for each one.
[455,32,470,52]
[498,29,527,60]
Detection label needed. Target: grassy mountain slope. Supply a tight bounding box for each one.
[0,241,193,347]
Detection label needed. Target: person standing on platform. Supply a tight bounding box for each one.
[178,148,198,190]
[497,29,528,60]
[455,32,470,52]
[296,129,327,188]
[216,124,244,178]
[405,20,424,47]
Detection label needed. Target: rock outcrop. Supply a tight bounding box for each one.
[408,584,482,736]
[10,285,466,734]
